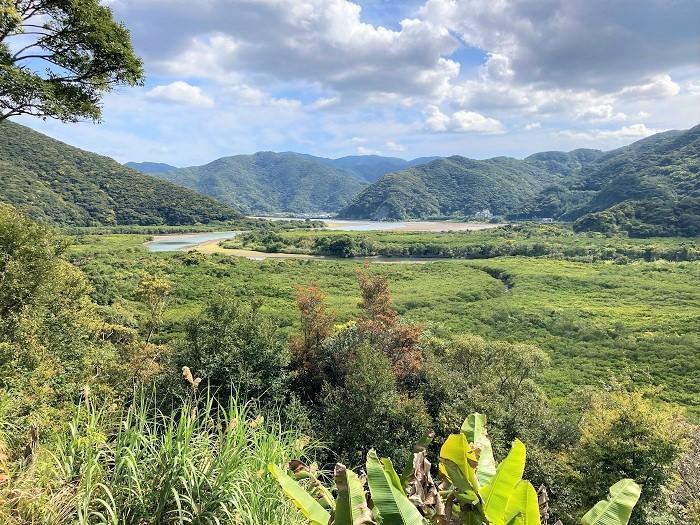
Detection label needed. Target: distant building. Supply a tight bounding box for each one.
[541,217,554,223]
[474,209,493,220]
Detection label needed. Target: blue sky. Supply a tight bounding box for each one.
[17,0,700,166]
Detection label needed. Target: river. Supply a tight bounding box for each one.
[145,219,499,254]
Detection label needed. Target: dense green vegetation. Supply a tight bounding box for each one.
[153,152,368,215]
[0,121,239,226]
[340,125,700,237]
[339,156,555,220]
[271,414,643,525]
[311,154,441,183]
[225,224,700,262]
[2,206,699,524]
[66,229,700,413]
[0,0,143,122]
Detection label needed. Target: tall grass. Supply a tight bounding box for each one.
[0,392,310,524]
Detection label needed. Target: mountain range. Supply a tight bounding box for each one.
[338,125,700,237]
[0,121,239,226]
[127,153,441,215]
[1,120,697,236]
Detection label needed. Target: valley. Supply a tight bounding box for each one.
[2,1,699,523]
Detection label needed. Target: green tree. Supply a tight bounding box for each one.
[560,387,690,525]
[0,0,143,121]
[0,204,122,433]
[182,292,291,405]
[320,339,431,466]
[136,273,172,344]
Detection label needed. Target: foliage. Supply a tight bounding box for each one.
[421,334,551,458]
[0,204,123,432]
[339,125,700,237]
[69,233,700,416]
[227,224,699,262]
[156,151,368,215]
[180,291,292,405]
[290,285,336,402]
[0,120,240,225]
[0,0,143,121]
[339,156,554,220]
[271,414,642,525]
[672,427,700,524]
[0,393,310,524]
[319,339,432,466]
[555,387,690,525]
[135,273,172,343]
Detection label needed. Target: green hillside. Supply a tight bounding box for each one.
[339,156,555,219]
[154,152,368,214]
[340,126,700,236]
[0,122,239,226]
[570,125,700,236]
[317,154,440,182]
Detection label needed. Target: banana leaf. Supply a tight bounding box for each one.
[462,413,497,487]
[366,450,427,525]
[479,439,526,525]
[269,463,331,525]
[334,463,375,525]
[439,433,480,493]
[581,479,641,525]
[505,480,540,525]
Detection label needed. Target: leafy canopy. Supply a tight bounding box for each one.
[0,0,144,121]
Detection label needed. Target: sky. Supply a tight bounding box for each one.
[16,0,700,166]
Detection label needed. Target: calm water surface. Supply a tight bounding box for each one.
[145,219,496,252]
[146,231,241,252]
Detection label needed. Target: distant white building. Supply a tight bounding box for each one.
[474,209,493,220]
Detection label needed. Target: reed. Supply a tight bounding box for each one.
[0,391,310,524]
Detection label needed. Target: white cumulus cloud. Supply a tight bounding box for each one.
[146,81,215,108]
[425,106,503,133]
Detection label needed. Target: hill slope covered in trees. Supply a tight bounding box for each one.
[339,126,700,236]
[153,152,369,214]
[0,122,239,226]
[339,155,558,220]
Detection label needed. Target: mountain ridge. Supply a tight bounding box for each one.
[0,121,240,226]
[338,126,700,236]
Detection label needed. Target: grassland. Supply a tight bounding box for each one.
[68,230,700,416]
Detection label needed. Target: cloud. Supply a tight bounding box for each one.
[687,80,700,96]
[112,0,460,102]
[357,146,381,155]
[576,104,627,123]
[227,84,301,110]
[146,81,214,108]
[384,140,406,152]
[524,122,541,130]
[425,105,503,133]
[559,123,663,141]
[616,74,680,100]
[420,0,700,91]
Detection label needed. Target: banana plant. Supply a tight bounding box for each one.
[269,413,641,525]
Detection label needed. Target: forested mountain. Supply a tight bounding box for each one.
[340,126,700,236]
[310,154,441,182]
[149,152,439,213]
[153,152,369,214]
[339,156,558,220]
[125,161,178,173]
[0,121,239,226]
